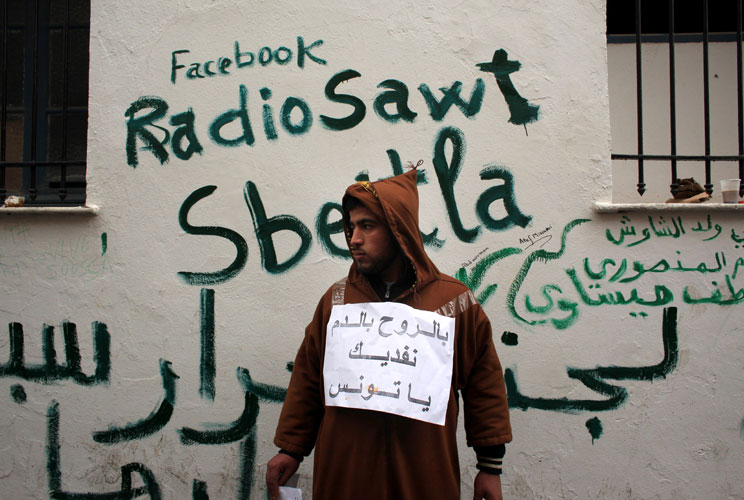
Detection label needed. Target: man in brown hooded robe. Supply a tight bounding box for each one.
[266,168,512,500]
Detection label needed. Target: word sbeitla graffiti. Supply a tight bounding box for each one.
[125,48,539,168]
[177,126,533,282]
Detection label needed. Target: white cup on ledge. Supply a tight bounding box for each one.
[720,179,741,204]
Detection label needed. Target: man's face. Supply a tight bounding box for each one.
[348,205,401,281]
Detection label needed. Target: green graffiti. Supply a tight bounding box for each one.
[200,288,216,401]
[583,252,728,285]
[171,49,190,83]
[10,384,26,404]
[316,202,350,259]
[506,218,590,325]
[125,96,170,168]
[193,480,209,500]
[179,393,259,445]
[170,108,203,160]
[418,79,485,121]
[100,232,107,256]
[178,185,249,285]
[605,215,731,247]
[129,46,543,167]
[208,84,255,147]
[237,367,287,403]
[238,426,258,500]
[92,359,178,443]
[566,268,674,307]
[477,49,539,126]
[48,400,163,499]
[243,181,312,274]
[523,243,743,326]
[433,126,479,242]
[506,307,678,413]
[0,321,110,385]
[523,284,580,329]
[374,79,418,123]
[500,331,519,346]
[476,165,532,230]
[260,87,278,140]
[586,417,603,443]
[454,247,522,304]
[280,96,313,135]
[319,69,366,131]
[296,36,327,68]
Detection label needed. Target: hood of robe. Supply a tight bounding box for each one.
[342,168,440,294]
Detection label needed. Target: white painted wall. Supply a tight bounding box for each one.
[1,1,743,499]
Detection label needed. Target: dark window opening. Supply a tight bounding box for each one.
[608,0,740,37]
[1,0,90,206]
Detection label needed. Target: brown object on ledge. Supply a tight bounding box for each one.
[666,191,711,203]
[672,178,705,199]
[3,196,24,207]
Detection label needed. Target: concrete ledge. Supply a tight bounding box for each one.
[593,202,744,213]
[0,205,100,215]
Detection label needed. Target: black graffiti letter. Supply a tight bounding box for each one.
[244,181,312,274]
[178,186,249,285]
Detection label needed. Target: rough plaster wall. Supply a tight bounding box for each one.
[1,0,743,499]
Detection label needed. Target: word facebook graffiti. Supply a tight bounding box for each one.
[124,47,538,167]
[170,37,328,84]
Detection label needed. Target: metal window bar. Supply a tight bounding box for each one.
[60,0,69,201]
[611,0,744,198]
[29,0,40,201]
[0,0,7,202]
[0,0,87,205]
[739,0,744,194]
[669,0,678,196]
[703,0,712,194]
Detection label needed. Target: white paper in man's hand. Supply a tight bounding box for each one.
[278,486,302,500]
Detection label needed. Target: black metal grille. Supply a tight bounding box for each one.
[0,0,90,206]
[608,0,744,198]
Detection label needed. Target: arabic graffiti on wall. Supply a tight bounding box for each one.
[453,215,744,333]
[450,213,742,440]
[2,290,288,499]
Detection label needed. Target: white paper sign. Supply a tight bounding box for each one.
[278,486,302,500]
[323,302,455,425]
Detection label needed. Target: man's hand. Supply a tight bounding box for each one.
[473,471,503,500]
[266,453,300,500]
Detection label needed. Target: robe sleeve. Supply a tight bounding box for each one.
[459,303,512,447]
[273,295,329,456]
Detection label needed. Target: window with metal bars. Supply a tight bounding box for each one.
[0,0,90,206]
[607,0,744,203]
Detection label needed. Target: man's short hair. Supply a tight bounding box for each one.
[342,195,364,214]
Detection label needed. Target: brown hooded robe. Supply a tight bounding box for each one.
[274,169,512,499]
